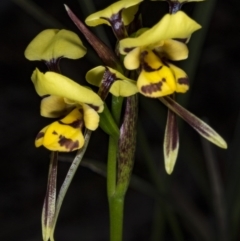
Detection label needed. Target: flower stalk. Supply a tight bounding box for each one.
[107,94,138,241]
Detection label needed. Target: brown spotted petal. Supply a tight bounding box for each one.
[35,108,85,152]
[160,96,227,149]
[164,109,179,174]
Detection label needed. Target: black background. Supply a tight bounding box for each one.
[1,0,240,240]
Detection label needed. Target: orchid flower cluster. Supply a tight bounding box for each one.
[24,0,227,240]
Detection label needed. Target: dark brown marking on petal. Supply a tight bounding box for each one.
[58,119,83,128]
[173,38,188,43]
[87,104,99,112]
[98,67,118,100]
[58,135,79,151]
[36,132,44,140]
[141,81,163,94]
[140,50,162,72]
[41,94,50,99]
[178,77,189,85]
[162,78,166,82]
[142,62,163,72]
[124,47,135,53]
[52,131,58,135]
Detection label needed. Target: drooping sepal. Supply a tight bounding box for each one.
[160,96,227,149]
[163,108,179,174]
[42,152,58,241]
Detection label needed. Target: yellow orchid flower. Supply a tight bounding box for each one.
[151,0,204,2]
[85,0,143,27]
[119,11,199,97]
[86,66,138,97]
[24,29,86,62]
[35,106,99,152]
[31,68,104,118]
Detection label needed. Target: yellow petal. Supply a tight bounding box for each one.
[151,0,204,2]
[168,63,189,93]
[85,0,143,26]
[155,39,189,61]
[86,66,138,96]
[40,95,74,118]
[25,29,86,61]
[31,69,104,112]
[141,49,163,70]
[35,126,48,147]
[119,11,201,54]
[35,108,85,152]
[123,47,141,70]
[137,66,176,97]
[82,104,100,131]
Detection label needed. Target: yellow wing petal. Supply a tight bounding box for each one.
[168,63,189,93]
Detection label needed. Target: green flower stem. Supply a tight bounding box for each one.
[107,95,138,241]
[107,95,123,241]
[109,197,124,241]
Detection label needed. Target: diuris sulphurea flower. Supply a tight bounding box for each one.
[119,11,201,98]
[31,69,103,152]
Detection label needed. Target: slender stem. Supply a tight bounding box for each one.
[109,197,124,241]
[107,95,137,241]
[107,95,123,241]
[42,152,58,241]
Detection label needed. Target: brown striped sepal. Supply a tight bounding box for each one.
[164,108,179,174]
[160,96,227,149]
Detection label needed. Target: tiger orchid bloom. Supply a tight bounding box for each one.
[119,11,201,98]
[31,68,104,151]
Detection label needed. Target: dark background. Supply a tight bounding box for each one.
[1,0,240,240]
